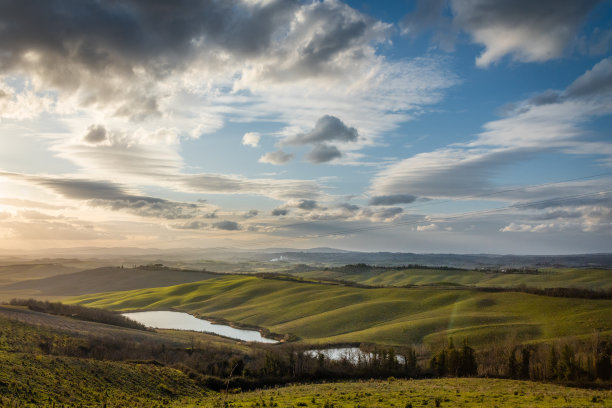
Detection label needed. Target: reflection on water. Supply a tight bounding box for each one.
[123,311,278,343]
[306,347,406,364]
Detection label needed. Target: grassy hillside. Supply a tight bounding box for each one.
[218,378,611,408]
[0,262,83,285]
[295,266,612,290]
[70,275,612,347]
[0,266,220,297]
[1,302,610,406]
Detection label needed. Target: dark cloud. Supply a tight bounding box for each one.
[369,194,417,206]
[173,221,209,230]
[400,0,600,65]
[83,124,107,144]
[566,57,612,99]
[212,220,241,231]
[533,210,583,221]
[0,0,299,73]
[379,207,403,219]
[339,203,359,212]
[307,144,342,163]
[514,194,612,210]
[2,172,204,220]
[284,115,358,145]
[400,0,455,51]
[243,210,259,219]
[258,150,293,165]
[297,200,318,211]
[530,89,563,106]
[372,148,536,199]
[0,0,387,118]
[271,208,289,216]
[500,57,612,116]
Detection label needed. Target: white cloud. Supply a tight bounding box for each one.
[371,57,612,202]
[417,223,438,232]
[242,132,261,148]
[258,150,293,165]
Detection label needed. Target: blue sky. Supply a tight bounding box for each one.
[1,0,612,254]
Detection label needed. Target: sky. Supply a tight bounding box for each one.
[1,0,612,254]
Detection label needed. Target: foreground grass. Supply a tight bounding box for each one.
[70,275,612,348]
[1,309,610,407]
[218,378,610,408]
[0,351,209,407]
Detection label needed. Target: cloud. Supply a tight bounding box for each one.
[0,198,63,210]
[371,57,612,203]
[242,209,259,219]
[258,150,293,165]
[400,0,455,51]
[173,221,209,230]
[83,124,108,144]
[0,0,396,122]
[339,203,360,212]
[565,56,612,99]
[180,173,322,201]
[283,115,358,145]
[451,0,600,67]
[378,207,403,220]
[369,194,417,206]
[1,172,207,220]
[417,223,438,231]
[533,210,583,221]
[306,144,342,163]
[242,132,261,148]
[271,208,289,216]
[3,220,111,240]
[212,220,241,231]
[53,132,324,201]
[297,200,318,211]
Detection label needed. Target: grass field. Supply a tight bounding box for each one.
[0,266,221,300]
[69,275,612,348]
[294,267,612,290]
[215,378,611,408]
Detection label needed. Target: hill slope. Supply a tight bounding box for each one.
[1,266,220,297]
[70,275,612,347]
[294,266,612,290]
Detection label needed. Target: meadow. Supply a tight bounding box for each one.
[69,274,612,348]
[292,265,612,290]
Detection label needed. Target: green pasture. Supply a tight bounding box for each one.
[69,275,612,348]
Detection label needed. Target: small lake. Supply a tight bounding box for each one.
[123,311,278,343]
[306,347,406,364]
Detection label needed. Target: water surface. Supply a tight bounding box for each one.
[123,311,278,343]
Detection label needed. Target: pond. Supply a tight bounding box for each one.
[122,311,278,343]
[306,347,406,364]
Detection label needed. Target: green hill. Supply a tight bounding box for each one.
[69,275,612,347]
[294,266,612,290]
[1,266,220,297]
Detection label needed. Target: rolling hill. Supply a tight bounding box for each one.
[293,266,612,290]
[0,266,221,297]
[69,275,612,348]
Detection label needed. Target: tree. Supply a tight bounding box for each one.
[508,348,518,379]
[459,339,478,377]
[559,344,576,381]
[546,345,558,380]
[596,352,611,381]
[520,348,530,380]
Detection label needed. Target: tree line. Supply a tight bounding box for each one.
[7,298,148,331]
